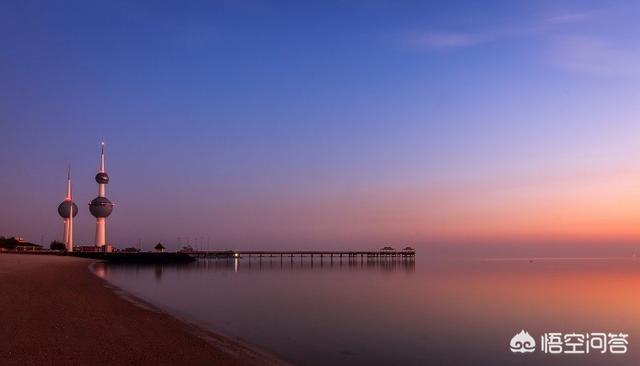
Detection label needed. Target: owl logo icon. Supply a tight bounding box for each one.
[510,330,536,353]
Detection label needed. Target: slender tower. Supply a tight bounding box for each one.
[57,168,78,251]
[89,142,114,248]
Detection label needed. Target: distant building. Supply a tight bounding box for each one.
[122,247,141,253]
[380,246,395,252]
[76,246,103,253]
[15,242,42,251]
[178,245,194,253]
[74,245,112,253]
[154,243,165,253]
[0,237,41,251]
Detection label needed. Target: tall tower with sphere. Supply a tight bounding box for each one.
[89,142,114,248]
[57,168,78,251]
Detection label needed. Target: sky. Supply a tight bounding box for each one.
[1,0,640,255]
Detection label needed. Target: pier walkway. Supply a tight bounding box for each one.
[188,250,415,260]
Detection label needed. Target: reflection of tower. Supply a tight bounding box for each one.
[89,142,114,248]
[57,168,78,251]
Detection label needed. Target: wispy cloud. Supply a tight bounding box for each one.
[545,11,596,24]
[550,36,640,79]
[401,9,598,51]
[406,32,484,50]
[397,5,640,82]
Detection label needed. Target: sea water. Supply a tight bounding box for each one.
[94,257,640,366]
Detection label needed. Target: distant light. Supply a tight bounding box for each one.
[234,252,239,258]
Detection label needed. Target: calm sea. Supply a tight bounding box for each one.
[94,256,640,366]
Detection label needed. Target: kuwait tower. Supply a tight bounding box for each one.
[57,168,78,251]
[89,142,114,248]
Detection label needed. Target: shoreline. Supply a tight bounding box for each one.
[0,254,289,366]
[86,261,291,365]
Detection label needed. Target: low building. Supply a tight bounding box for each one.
[76,245,113,253]
[15,242,42,251]
[121,247,141,253]
[178,245,194,253]
[154,243,165,253]
[75,246,102,253]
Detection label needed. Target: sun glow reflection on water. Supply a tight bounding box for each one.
[95,257,640,366]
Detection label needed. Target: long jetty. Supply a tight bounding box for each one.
[3,248,414,263]
[189,250,415,260]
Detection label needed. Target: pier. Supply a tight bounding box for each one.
[61,248,415,264]
[188,249,415,260]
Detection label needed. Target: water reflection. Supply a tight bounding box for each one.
[94,258,640,366]
[220,256,416,273]
[94,256,415,282]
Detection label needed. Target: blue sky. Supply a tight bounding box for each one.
[1,0,640,253]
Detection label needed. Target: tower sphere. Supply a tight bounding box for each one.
[95,172,109,184]
[89,196,114,218]
[57,201,78,218]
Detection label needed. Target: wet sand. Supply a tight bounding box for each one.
[0,254,287,366]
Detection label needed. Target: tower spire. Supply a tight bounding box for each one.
[65,166,72,200]
[99,141,105,173]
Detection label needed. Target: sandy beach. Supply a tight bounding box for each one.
[0,254,286,366]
